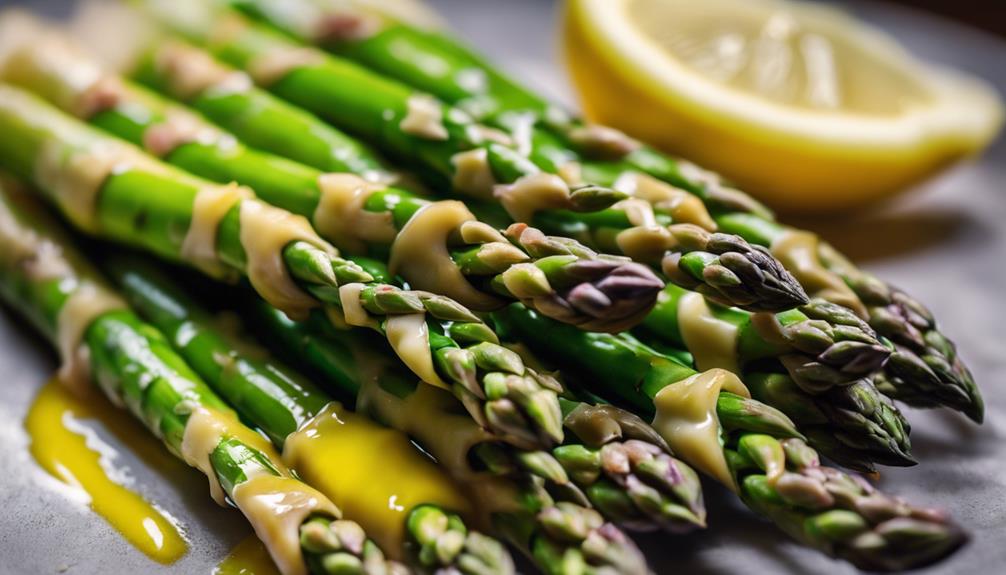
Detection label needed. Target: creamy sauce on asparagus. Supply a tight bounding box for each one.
[352,355,523,521]
[400,93,449,140]
[232,475,339,575]
[248,47,325,87]
[238,199,338,320]
[334,282,379,330]
[613,171,716,230]
[493,172,574,223]
[182,183,253,280]
[214,534,280,575]
[154,40,249,100]
[142,107,231,157]
[4,36,106,117]
[451,148,497,197]
[676,291,741,374]
[283,401,471,558]
[56,282,127,396]
[33,137,137,233]
[651,369,750,491]
[614,199,676,263]
[385,314,449,388]
[770,230,866,318]
[388,200,502,310]
[179,405,282,506]
[25,379,189,564]
[314,173,397,254]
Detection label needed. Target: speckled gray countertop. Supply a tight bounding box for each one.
[0,1,1003,573]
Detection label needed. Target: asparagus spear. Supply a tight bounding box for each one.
[635,284,912,470]
[492,304,966,571]
[105,256,660,574]
[0,180,401,575]
[240,0,981,420]
[254,259,705,536]
[717,213,983,423]
[128,2,807,314]
[1,38,663,333]
[103,255,513,574]
[75,28,910,471]
[0,84,564,452]
[64,20,921,468]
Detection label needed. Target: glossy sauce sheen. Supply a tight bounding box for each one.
[284,401,471,557]
[25,379,188,564]
[214,534,281,575]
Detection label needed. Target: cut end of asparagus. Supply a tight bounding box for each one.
[501,224,663,333]
[662,225,809,313]
[301,516,408,575]
[533,503,651,575]
[406,505,516,575]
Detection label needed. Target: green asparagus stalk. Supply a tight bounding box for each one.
[243,0,981,420]
[222,0,772,219]
[718,213,983,423]
[0,179,401,575]
[635,284,912,470]
[103,255,513,574]
[0,83,564,451]
[130,2,808,314]
[252,267,705,536]
[78,22,921,468]
[1,39,663,333]
[81,29,912,471]
[105,256,661,574]
[492,304,967,571]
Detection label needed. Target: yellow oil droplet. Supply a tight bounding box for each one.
[284,402,471,557]
[214,534,281,575]
[24,379,189,564]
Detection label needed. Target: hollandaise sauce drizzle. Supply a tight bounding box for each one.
[284,401,472,557]
[25,379,188,564]
[214,534,280,575]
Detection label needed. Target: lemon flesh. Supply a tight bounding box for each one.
[563,0,1003,212]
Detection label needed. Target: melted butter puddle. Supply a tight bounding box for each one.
[25,379,188,564]
[214,534,280,575]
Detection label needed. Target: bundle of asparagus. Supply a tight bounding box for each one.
[1,32,665,334]
[0,83,568,453]
[54,20,918,471]
[106,255,700,573]
[0,1,984,573]
[223,0,981,423]
[0,181,404,575]
[124,0,810,316]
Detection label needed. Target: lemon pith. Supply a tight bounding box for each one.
[563,0,1003,212]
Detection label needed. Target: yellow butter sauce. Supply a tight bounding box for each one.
[24,378,188,564]
[214,534,280,575]
[284,402,472,557]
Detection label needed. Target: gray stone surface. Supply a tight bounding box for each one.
[0,0,1003,573]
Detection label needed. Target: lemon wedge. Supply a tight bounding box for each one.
[562,0,1003,212]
